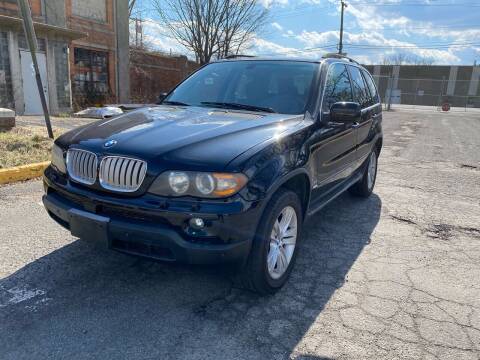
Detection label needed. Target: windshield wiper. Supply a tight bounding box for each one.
[162,100,190,106]
[201,102,276,113]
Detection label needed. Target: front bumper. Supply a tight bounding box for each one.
[43,167,261,265]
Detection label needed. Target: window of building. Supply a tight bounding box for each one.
[18,34,46,52]
[53,41,71,109]
[322,63,353,111]
[0,32,14,109]
[73,48,109,108]
[72,0,107,22]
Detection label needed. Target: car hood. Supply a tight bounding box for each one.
[57,106,303,172]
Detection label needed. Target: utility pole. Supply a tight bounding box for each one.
[17,0,53,139]
[338,0,347,55]
[134,18,143,48]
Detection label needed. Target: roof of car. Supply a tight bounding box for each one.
[212,54,361,66]
[214,56,321,64]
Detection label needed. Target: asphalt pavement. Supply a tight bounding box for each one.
[1,109,479,359]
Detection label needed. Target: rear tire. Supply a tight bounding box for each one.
[349,149,378,198]
[236,188,303,295]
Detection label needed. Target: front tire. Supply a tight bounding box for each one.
[237,189,303,294]
[349,149,378,197]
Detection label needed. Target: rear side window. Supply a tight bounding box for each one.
[362,69,379,104]
[348,66,370,108]
[322,63,353,111]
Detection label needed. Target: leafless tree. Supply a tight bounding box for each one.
[152,0,268,64]
[215,0,268,59]
[382,53,434,65]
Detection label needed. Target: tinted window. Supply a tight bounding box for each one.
[322,63,353,111]
[348,66,370,108]
[362,69,379,104]
[166,61,318,115]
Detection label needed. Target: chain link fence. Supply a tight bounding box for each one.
[372,75,480,112]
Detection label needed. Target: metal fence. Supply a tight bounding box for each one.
[372,75,480,112]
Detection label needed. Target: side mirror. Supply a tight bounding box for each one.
[157,92,168,104]
[329,102,361,123]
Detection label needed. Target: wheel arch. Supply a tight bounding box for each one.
[266,169,312,219]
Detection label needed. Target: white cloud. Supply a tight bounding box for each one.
[293,29,460,64]
[247,37,330,59]
[295,30,338,46]
[132,19,193,57]
[287,0,469,64]
[259,0,289,8]
[271,22,284,31]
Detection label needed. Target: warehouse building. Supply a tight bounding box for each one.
[364,64,480,108]
[0,0,129,115]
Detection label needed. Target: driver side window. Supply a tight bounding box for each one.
[322,63,353,112]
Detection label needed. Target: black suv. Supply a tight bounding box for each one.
[43,56,382,294]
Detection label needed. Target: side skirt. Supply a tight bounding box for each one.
[306,171,363,218]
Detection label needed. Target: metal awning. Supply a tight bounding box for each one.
[0,15,87,40]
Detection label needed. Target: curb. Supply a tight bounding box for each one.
[0,161,50,185]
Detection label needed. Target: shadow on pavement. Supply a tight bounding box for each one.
[0,193,381,359]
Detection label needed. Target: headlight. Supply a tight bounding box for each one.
[195,173,215,195]
[168,171,190,194]
[51,144,66,174]
[149,171,247,198]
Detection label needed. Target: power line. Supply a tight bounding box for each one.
[350,1,480,6]
[344,42,480,49]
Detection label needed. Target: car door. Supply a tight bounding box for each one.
[310,63,358,201]
[347,65,378,169]
[359,69,382,164]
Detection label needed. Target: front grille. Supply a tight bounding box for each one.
[99,156,147,192]
[66,149,98,185]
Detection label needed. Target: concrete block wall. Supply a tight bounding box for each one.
[364,64,480,108]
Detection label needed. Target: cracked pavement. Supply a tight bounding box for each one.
[1,109,479,359]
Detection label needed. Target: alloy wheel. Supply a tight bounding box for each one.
[267,206,298,280]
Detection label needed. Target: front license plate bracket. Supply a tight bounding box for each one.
[69,208,110,244]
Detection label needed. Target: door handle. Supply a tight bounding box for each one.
[351,122,361,129]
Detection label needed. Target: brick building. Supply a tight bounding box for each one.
[130,48,198,104]
[0,0,129,115]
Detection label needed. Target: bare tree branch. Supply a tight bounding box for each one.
[382,53,435,66]
[129,0,137,17]
[152,0,268,64]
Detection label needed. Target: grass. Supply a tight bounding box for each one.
[0,126,64,169]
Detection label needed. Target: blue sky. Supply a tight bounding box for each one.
[134,0,480,65]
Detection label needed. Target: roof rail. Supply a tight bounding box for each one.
[224,54,256,59]
[322,53,359,64]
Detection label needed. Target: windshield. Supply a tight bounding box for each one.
[164,61,318,115]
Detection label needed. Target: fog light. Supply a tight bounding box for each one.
[190,218,205,229]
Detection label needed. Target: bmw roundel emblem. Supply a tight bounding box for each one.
[104,139,117,148]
